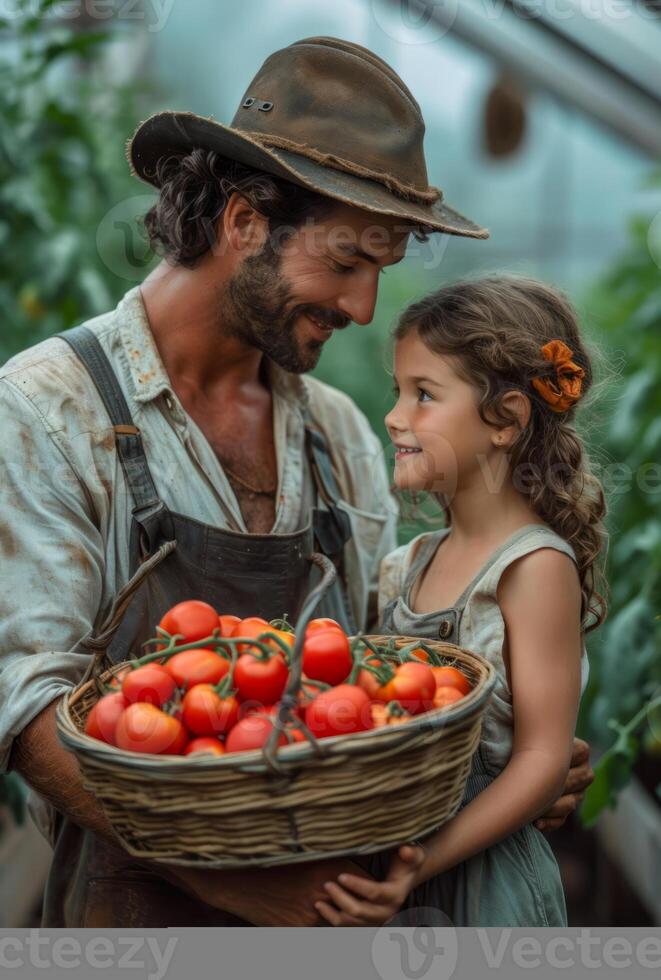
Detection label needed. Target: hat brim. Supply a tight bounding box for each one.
[127,111,489,240]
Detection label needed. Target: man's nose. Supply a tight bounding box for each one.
[336,273,379,326]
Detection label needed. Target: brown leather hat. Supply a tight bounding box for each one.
[127,35,489,239]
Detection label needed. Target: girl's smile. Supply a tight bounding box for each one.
[385,330,499,496]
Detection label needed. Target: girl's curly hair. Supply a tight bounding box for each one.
[394,274,609,633]
[143,148,433,267]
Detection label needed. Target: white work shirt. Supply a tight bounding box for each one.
[0,285,399,773]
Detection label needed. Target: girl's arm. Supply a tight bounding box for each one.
[316,547,583,925]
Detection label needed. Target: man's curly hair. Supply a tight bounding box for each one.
[143,148,431,267]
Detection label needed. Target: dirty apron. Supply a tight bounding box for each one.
[41,324,358,927]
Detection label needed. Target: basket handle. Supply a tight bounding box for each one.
[77,540,177,687]
[262,551,337,775]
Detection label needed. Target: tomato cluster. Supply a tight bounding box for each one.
[84,600,473,757]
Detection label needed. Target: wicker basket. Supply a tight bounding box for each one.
[56,549,497,869]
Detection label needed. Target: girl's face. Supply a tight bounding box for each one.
[385,330,498,494]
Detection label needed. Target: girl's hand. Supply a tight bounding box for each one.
[314,843,426,926]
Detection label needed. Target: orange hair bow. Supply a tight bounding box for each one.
[531,339,585,413]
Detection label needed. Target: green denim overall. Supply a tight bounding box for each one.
[366,524,585,927]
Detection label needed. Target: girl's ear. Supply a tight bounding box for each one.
[492,390,531,447]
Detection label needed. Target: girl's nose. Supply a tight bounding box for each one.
[385,405,404,436]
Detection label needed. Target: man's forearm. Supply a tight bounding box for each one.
[8,697,119,846]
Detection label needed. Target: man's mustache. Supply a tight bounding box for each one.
[302,309,351,330]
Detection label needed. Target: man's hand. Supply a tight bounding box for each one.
[534,737,594,833]
[167,856,377,927]
[316,844,424,926]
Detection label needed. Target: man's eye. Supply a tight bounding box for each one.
[331,262,354,274]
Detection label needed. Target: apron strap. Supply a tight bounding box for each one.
[55,326,173,547]
[304,418,353,557]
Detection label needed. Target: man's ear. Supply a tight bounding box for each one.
[491,390,532,448]
[221,191,268,254]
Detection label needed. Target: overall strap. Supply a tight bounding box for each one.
[303,414,353,557]
[55,326,168,536]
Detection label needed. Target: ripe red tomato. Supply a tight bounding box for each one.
[85,692,127,744]
[433,687,465,709]
[284,725,307,743]
[370,701,412,728]
[302,628,352,686]
[431,666,472,696]
[374,662,436,715]
[304,684,373,739]
[115,703,188,754]
[266,628,295,658]
[182,685,240,736]
[225,714,288,754]
[306,617,343,633]
[233,651,289,704]
[122,664,176,707]
[240,702,307,743]
[356,656,390,699]
[159,600,219,646]
[230,617,270,653]
[218,614,241,637]
[184,737,225,756]
[164,648,230,690]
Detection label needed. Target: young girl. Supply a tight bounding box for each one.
[315,275,608,927]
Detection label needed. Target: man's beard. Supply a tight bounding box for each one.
[222,234,346,374]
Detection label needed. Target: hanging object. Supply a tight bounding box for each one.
[484,73,527,158]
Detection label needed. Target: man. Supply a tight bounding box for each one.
[0,36,593,927]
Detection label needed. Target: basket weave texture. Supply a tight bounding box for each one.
[57,634,496,869]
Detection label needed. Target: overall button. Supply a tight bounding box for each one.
[438,619,453,640]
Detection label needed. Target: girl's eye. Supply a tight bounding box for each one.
[418,388,432,402]
[391,384,400,397]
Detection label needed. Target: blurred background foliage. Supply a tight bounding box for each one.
[1,0,660,830]
[0,0,155,362]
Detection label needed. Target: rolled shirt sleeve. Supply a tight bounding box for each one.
[0,381,105,773]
